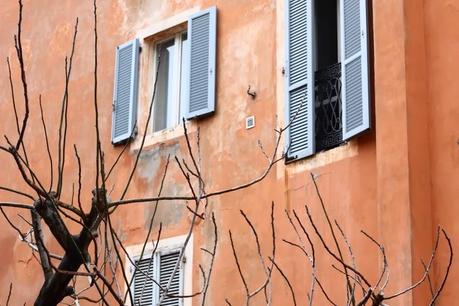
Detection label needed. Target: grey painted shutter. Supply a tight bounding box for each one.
[285,0,315,160]
[159,252,182,306]
[111,39,140,144]
[185,7,217,119]
[133,257,155,306]
[340,0,370,140]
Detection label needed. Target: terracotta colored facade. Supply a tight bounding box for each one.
[0,0,457,305]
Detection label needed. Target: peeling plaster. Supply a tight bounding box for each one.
[115,0,186,37]
[134,143,186,228]
[145,182,186,228]
[446,0,459,12]
[137,143,180,183]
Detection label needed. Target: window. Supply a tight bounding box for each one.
[285,0,370,161]
[127,235,193,306]
[153,32,189,132]
[133,251,182,306]
[111,7,217,145]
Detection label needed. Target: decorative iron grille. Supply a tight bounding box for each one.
[315,62,343,151]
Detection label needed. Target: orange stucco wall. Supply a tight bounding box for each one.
[0,0,457,305]
[424,0,459,303]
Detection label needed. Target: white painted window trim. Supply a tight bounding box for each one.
[125,235,194,306]
[151,32,188,133]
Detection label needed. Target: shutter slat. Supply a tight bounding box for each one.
[288,0,309,88]
[186,7,217,119]
[341,0,371,140]
[344,0,361,58]
[159,252,181,306]
[133,257,155,306]
[285,0,315,160]
[112,39,139,144]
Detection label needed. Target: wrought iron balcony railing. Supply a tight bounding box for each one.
[315,62,343,152]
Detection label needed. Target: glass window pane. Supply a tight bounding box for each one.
[179,32,189,121]
[154,39,175,132]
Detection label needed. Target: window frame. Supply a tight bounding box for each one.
[152,31,189,133]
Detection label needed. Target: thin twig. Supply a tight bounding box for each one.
[123,155,170,303]
[56,18,79,198]
[6,283,12,306]
[305,204,372,288]
[0,186,34,200]
[429,229,453,306]
[310,173,354,305]
[117,41,163,203]
[229,230,250,302]
[200,212,218,306]
[360,230,387,292]
[13,0,29,152]
[268,257,297,306]
[384,227,441,300]
[73,145,84,218]
[110,113,290,208]
[38,96,54,192]
[0,207,25,238]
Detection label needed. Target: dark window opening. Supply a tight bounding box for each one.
[315,0,339,70]
[314,0,343,152]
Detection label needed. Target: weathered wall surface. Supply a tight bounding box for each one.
[424,0,459,303]
[0,0,456,305]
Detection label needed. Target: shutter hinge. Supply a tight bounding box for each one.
[285,154,298,163]
[182,256,187,264]
[112,102,116,112]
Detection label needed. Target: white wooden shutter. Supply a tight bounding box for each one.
[133,257,155,306]
[159,252,182,306]
[112,39,140,144]
[285,0,315,160]
[340,0,370,140]
[185,7,217,119]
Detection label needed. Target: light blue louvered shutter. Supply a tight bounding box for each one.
[185,7,217,119]
[159,252,182,306]
[340,0,371,140]
[285,0,315,160]
[133,257,155,306]
[111,39,140,144]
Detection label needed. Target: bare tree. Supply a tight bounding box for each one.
[0,1,453,306]
[0,1,288,305]
[226,174,453,306]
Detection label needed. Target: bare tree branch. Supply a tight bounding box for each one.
[384,227,441,300]
[6,283,13,306]
[268,257,297,306]
[428,229,453,306]
[31,209,53,280]
[56,17,79,199]
[38,96,54,192]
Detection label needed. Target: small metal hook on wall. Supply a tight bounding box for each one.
[247,85,257,100]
